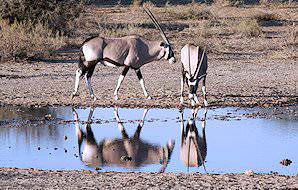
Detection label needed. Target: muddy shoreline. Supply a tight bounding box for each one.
[0,168,297,189]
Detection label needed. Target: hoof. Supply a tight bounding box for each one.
[91,96,97,102]
[179,97,184,105]
[191,100,196,107]
[71,93,78,100]
[167,139,175,151]
[204,100,208,107]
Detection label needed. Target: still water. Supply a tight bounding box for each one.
[0,106,297,175]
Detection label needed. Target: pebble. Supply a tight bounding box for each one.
[245,170,254,176]
[280,159,292,166]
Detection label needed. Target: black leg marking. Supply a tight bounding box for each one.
[136,69,143,80]
[122,66,130,76]
[86,65,95,79]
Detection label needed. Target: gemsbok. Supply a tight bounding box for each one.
[71,7,176,101]
[180,44,208,107]
[180,108,207,172]
[73,107,175,172]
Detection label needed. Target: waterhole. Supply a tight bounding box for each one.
[0,105,297,175]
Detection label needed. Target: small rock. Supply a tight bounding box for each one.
[54,147,58,150]
[37,147,41,150]
[245,170,254,176]
[270,171,278,175]
[44,114,52,120]
[280,159,292,166]
[82,170,92,174]
[64,135,68,141]
[120,156,132,162]
[64,149,67,153]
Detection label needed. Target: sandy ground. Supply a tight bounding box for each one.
[0,168,297,189]
[0,56,297,108]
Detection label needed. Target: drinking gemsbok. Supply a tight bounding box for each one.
[180,44,208,107]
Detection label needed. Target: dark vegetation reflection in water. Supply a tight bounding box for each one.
[0,106,297,175]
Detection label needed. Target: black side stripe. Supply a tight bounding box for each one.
[192,48,206,80]
[101,57,123,67]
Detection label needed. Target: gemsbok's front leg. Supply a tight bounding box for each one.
[135,69,151,100]
[114,107,129,139]
[85,65,97,102]
[114,66,130,100]
[201,77,208,107]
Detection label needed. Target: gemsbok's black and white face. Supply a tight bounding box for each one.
[161,42,176,64]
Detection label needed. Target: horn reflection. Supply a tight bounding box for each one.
[180,108,207,172]
[73,107,175,172]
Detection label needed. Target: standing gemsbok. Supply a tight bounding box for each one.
[71,7,176,101]
[180,44,208,107]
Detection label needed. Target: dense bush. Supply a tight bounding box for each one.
[0,0,85,34]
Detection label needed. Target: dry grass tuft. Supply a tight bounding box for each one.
[235,19,262,37]
[213,0,244,7]
[132,0,143,7]
[166,5,214,20]
[253,11,280,23]
[0,0,85,34]
[0,20,65,61]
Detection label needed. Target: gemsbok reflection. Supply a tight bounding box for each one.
[180,108,207,172]
[73,107,175,172]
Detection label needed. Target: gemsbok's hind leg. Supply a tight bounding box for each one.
[85,65,97,102]
[114,66,130,100]
[71,69,84,99]
[135,69,151,100]
[202,77,208,107]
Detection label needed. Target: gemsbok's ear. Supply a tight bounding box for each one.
[160,42,165,47]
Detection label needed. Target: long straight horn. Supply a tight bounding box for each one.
[143,7,170,45]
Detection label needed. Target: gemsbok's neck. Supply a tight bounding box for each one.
[145,40,165,63]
